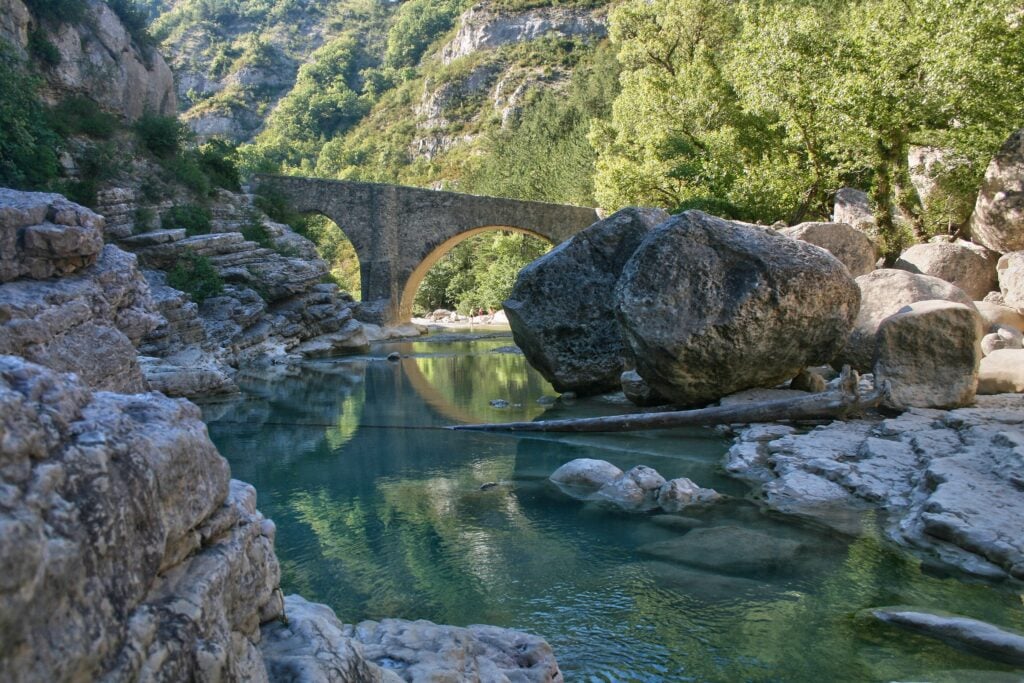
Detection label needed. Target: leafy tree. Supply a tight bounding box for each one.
[0,42,60,189]
[384,0,465,69]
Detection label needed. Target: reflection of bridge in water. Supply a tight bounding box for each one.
[254,175,600,324]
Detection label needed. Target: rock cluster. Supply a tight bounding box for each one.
[550,458,720,513]
[723,394,1024,578]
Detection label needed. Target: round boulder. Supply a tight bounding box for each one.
[978,349,1024,394]
[997,251,1024,307]
[780,221,878,277]
[656,478,721,512]
[615,211,860,406]
[504,207,669,395]
[834,269,975,372]
[894,242,998,300]
[595,465,666,511]
[549,458,623,495]
[873,300,983,410]
[975,300,1024,333]
[971,129,1024,253]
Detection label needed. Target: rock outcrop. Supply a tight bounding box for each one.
[505,207,668,395]
[971,129,1024,253]
[0,188,104,282]
[779,221,877,277]
[0,356,282,681]
[442,4,607,64]
[870,607,1024,666]
[894,242,997,300]
[1,0,175,120]
[835,269,975,372]
[724,394,1024,578]
[615,211,860,406]
[873,300,983,409]
[997,251,1024,307]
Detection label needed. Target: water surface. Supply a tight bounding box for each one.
[204,335,1024,682]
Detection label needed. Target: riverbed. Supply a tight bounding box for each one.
[203,333,1024,681]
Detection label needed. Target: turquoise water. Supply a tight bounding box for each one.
[204,334,1024,682]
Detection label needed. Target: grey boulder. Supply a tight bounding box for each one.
[970,129,1024,253]
[835,269,975,372]
[549,458,624,494]
[780,221,878,277]
[895,242,998,300]
[504,207,668,395]
[997,251,1024,307]
[615,211,860,406]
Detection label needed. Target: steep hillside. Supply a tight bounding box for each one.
[149,0,614,202]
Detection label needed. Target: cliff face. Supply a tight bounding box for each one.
[0,0,176,120]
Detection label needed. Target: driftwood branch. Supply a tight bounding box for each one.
[450,368,884,433]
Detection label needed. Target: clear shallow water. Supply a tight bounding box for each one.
[204,335,1024,682]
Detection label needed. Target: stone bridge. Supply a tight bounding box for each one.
[253,175,600,324]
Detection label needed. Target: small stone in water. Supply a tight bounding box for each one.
[480,482,499,491]
[386,351,401,362]
[489,399,509,408]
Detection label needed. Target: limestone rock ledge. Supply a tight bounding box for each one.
[0,356,282,681]
[724,394,1024,579]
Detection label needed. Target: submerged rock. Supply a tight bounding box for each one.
[615,211,859,406]
[656,477,722,512]
[870,607,1024,666]
[638,526,805,576]
[549,458,624,494]
[595,465,666,511]
[505,207,668,395]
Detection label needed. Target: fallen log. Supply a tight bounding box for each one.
[450,368,885,433]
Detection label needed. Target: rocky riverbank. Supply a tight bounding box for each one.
[0,188,563,681]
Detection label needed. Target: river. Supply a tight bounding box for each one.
[203,333,1024,682]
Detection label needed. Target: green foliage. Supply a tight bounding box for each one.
[23,0,88,24]
[27,27,61,65]
[48,97,119,139]
[0,42,60,190]
[135,113,188,156]
[240,219,271,247]
[196,139,241,191]
[291,214,362,297]
[162,203,211,235]
[167,252,224,303]
[414,232,550,315]
[133,206,155,232]
[595,0,1024,250]
[62,142,121,207]
[383,0,465,69]
[162,151,212,195]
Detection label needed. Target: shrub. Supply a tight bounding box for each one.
[48,96,119,139]
[133,206,155,232]
[0,43,60,189]
[28,27,60,66]
[135,113,187,156]
[162,150,211,195]
[166,252,223,303]
[161,204,211,236]
[104,0,153,48]
[197,139,241,191]
[23,0,88,24]
[240,219,271,247]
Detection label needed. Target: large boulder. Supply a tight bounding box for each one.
[615,211,860,406]
[977,349,1024,394]
[504,207,668,395]
[894,242,998,300]
[779,221,878,277]
[0,357,282,681]
[873,300,983,409]
[0,188,104,283]
[549,458,623,494]
[595,465,666,511]
[975,300,1024,333]
[997,251,1024,307]
[833,187,877,235]
[970,129,1024,253]
[0,245,159,392]
[835,269,975,372]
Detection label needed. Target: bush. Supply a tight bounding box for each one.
[161,204,211,236]
[166,252,223,303]
[0,43,60,189]
[162,151,211,195]
[240,219,271,247]
[133,206,155,232]
[28,27,61,66]
[23,0,88,24]
[135,113,187,156]
[48,96,119,139]
[104,0,153,48]
[197,139,241,191]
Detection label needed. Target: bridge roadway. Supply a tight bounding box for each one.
[254,175,601,324]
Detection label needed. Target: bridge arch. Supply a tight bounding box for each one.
[254,175,600,324]
[398,225,551,321]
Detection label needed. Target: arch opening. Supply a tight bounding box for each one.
[400,226,552,322]
[292,213,363,300]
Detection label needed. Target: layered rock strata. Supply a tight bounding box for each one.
[724,393,1024,579]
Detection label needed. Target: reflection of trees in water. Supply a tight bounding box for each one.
[204,362,367,467]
